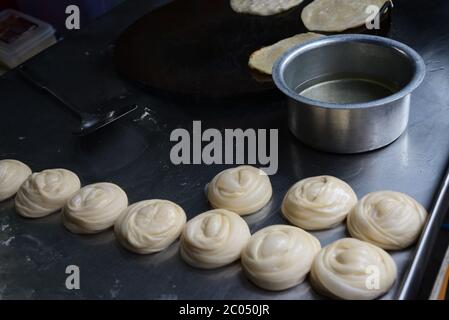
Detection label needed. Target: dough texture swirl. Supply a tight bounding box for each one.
[15,168,80,218]
[180,209,251,269]
[347,191,428,250]
[231,0,304,16]
[310,238,397,300]
[63,182,128,234]
[241,225,321,290]
[0,159,31,201]
[207,166,272,215]
[115,199,186,254]
[281,175,357,230]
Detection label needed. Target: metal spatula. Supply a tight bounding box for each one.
[18,66,137,136]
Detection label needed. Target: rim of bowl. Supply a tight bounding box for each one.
[272,34,426,110]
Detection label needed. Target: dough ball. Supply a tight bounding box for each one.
[180,209,251,269]
[231,0,304,16]
[249,32,323,75]
[0,159,31,202]
[207,165,272,215]
[310,238,397,300]
[15,168,81,218]
[281,175,357,230]
[241,225,321,291]
[63,182,128,234]
[347,191,428,250]
[301,0,388,32]
[115,199,187,254]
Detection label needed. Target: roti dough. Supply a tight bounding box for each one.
[249,32,323,75]
[231,0,304,16]
[0,159,31,202]
[115,199,187,254]
[281,175,357,230]
[207,165,272,215]
[347,191,428,250]
[180,209,251,269]
[63,182,128,234]
[301,0,389,32]
[15,168,81,218]
[310,238,397,300]
[241,225,321,291]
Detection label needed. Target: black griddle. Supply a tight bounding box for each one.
[114,0,391,98]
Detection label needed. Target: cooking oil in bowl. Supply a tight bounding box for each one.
[295,73,398,104]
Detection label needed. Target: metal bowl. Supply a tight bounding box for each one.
[273,34,426,153]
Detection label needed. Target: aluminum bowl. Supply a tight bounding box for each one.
[273,34,426,153]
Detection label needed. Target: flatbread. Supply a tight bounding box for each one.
[248,32,323,75]
[301,0,389,32]
[231,0,304,16]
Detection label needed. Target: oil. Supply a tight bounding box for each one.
[294,73,398,104]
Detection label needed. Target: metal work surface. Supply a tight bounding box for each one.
[1,0,449,299]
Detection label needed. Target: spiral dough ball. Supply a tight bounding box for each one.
[114,200,186,254]
[0,159,31,202]
[310,238,397,300]
[15,168,81,218]
[63,182,128,234]
[207,166,272,215]
[281,175,357,230]
[180,209,251,269]
[241,225,321,291]
[347,191,428,250]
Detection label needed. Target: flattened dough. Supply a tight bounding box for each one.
[207,165,272,215]
[241,225,321,291]
[15,168,80,218]
[249,32,323,75]
[63,182,128,234]
[281,175,357,230]
[115,199,187,254]
[0,159,31,201]
[347,191,428,250]
[180,209,251,269]
[231,0,304,16]
[310,238,397,300]
[301,0,388,32]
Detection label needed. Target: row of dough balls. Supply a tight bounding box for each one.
[181,209,397,299]
[0,160,425,299]
[281,176,428,250]
[207,165,428,251]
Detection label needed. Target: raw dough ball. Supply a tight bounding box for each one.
[249,32,323,75]
[114,199,187,254]
[0,159,31,201]
[347,191,428,250]
[207,165,272,215]
[301,0,388,32]
[180,209,251,269]
[231,0,304,16]
[241,225,321,290]
[281,175,357,230]
[15,168,81,218]
[310,238,397,300]
[63,182,128,234]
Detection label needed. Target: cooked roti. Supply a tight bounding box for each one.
[249,32,323,75]
[301,0,388,32]
[231,0,304,16]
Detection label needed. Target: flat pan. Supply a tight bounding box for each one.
[114,0,390,98]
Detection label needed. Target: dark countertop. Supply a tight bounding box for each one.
[1,0,449,299]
